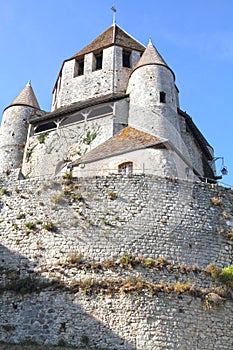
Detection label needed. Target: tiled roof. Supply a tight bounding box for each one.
[71,24,145,59]
[6,81,40,110]
[72,126,164,166]
[132,39,175,79]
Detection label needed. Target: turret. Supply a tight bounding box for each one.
[127,40,182,152]
[0,81,40,173]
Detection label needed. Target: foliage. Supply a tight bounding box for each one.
[42,221,57,232]
[26,145,36,162]
[0,187,8,195]
[227,228,233,241]
[17,212,26,219]
[107,190,117,200]
[210,197,222,206]
[205,263,222,279]
[219,265,233,285]
[0,277,50,295]
[37,132,49,144]
[64,252,84,267]
[24,222,36,230]
[83,126,100,145]
[203,292,225,309]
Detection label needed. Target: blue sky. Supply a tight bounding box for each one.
[0,0,233,185]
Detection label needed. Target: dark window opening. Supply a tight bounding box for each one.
[78,60,84,75]
[35,122,56,134]
[93,51,103,71]
[160,91,166,103]
[123,50,131,68]
[118,162,133,174]
[74,58,84,77]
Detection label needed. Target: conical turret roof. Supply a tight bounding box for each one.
[132,39,175,79]
[8,81,40,109]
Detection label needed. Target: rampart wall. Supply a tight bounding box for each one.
[0,172,233,349]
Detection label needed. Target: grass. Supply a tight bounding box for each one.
[42,221,57,232]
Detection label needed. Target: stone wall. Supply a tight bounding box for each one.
[0,173,233,349]
[53,46,136,110]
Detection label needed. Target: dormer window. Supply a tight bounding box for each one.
[93,50,103,71]
[123,49,131,68]
[74,58,84,77]
[160,91,166,103]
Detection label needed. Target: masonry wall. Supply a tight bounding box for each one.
[53,46,134,110]
[22,115,114,178]
[0,173,233,349]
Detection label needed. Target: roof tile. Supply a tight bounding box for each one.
[71,24,145,59]
[8,81,40,109]
[72,126,163,166]
[132,39,175,78]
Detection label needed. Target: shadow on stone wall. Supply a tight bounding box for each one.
[0,244,135,350]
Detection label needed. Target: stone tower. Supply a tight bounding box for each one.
[0,81,40,173]
[127,40,183,154]
[51,24,145,110]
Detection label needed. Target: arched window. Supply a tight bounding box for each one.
[118,162,133,174]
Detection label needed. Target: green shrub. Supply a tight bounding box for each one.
[24,222,36,230]
[43,221,57,232]
[37,132,49,144]
[219,265,233,285]
[17,212,26,219]
[107,190,117,200]
[0,187,8,195]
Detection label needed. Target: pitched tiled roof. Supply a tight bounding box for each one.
[6,81,40,110]
[132,39,175,79]
[71,24,145,59]
[72,126,164,166]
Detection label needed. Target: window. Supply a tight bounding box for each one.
[34,122,56,133]
[93,51,103,71]
[160,91,166,103]
[74,58,84,77]
[118,162,133,174]
[123,49,131,68]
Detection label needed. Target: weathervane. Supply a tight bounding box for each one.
[111,5,117,25]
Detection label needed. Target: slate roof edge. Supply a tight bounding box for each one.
[3,104,42,113]
[29,93,128,124]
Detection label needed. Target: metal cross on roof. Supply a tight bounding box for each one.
[111,5,117,25]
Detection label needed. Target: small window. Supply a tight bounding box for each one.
[35,122,56,133]
[118,162,133,174]
[123,49,131,68]
[160,91,166,103]
[93,51,103,71]
[74,58,84,77]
